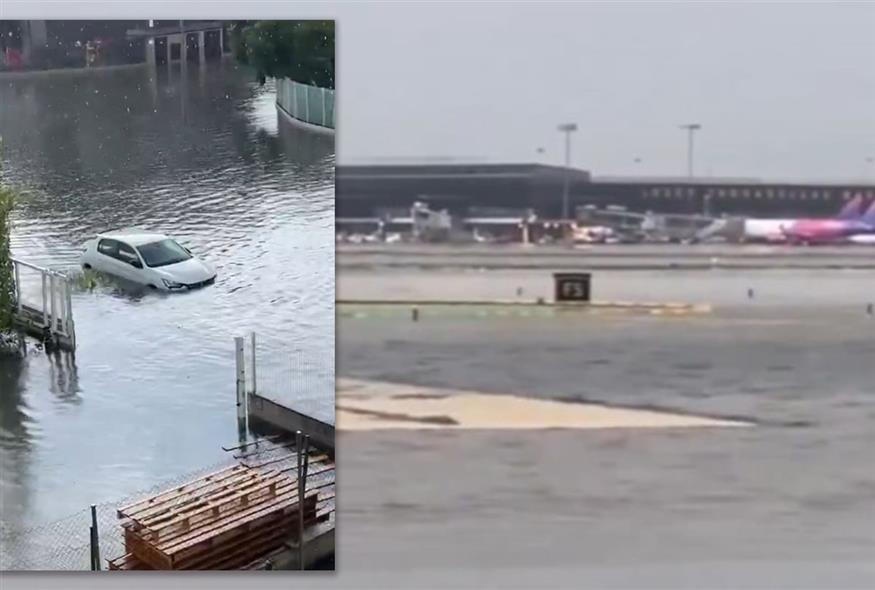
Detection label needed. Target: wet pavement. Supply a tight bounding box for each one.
[0,60,334,543]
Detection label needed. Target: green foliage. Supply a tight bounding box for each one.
[232,20,334,89]
[0,185,15,335]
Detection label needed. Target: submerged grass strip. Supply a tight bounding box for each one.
[337,378,751,431]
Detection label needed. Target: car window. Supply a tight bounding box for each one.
[136,239,192,268]
[97,238,118,257]
[117,242,140,264]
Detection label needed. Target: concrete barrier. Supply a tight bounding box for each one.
[248,392,335,455]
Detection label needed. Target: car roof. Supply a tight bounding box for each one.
[97,230,169,247]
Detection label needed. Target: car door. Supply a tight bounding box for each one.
[95,238,142,283]
[95,238,123,276]
[114,240,147,283]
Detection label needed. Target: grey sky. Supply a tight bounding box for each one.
[334,1,874,181]
[3,1,874,181]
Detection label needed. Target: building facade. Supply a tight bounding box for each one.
[1,20,150,70]
[0,20,230,71]
[336,163,875,219]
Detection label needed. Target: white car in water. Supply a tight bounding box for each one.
[80,231,217,291]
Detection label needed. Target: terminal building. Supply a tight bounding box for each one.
[336,163,875,219]
[0,20,230,70]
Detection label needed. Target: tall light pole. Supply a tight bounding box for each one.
[679,123,701,177]
[557,122,578,220]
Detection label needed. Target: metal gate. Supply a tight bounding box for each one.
[11,257,76,350]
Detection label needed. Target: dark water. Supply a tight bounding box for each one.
[0,60,334,537]
[334,270,875,586]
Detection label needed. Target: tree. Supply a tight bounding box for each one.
[0,185,15,338]
[231,20,334,89]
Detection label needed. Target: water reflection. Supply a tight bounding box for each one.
[0,351,30,452]
[46,351,80,404]
[0,351,33,537]
[0,60,334,533]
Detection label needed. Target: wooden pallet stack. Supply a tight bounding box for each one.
[106,463,323,570]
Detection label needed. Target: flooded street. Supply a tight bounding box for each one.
[0,60,334,537]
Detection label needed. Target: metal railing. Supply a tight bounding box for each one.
[275,78,335,130]
[11,257,76,350]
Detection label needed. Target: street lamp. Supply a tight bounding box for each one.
[679,123,701,177]
[557,122,578,220]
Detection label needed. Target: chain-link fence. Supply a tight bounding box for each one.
[246,332,334,426]
[276,78,335,130]
[1,439,336,571]
[0,455,239,571]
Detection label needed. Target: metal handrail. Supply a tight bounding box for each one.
[10,258,76,348]
[11,257,69,277]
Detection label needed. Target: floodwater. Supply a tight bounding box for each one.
[338,267,875,313]
[332,266,875,587]
[0,59,335,543]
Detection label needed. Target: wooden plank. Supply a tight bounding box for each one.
[127,464,332,536]
[139,470,288,535]
[171,504,319,570]
[119,465,248,518]
[119,464,245,515]
[122,468,258,523]
[128,492,312,569]
[181,506,321,571]
[166,491,317,557]
[167,494,318,566]
[316,489,336,502]
[125,527,176,570]
[116,463,330,570]
[208,526,291,570]
[142,476,304,551]
[107,552,153,571]
[177,522,291,569]
[125,468,272,526]
[174,518,294,570]
[143,477,289,542]
[125,503,321,570]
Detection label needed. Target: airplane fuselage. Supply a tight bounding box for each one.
[782,219,875,243]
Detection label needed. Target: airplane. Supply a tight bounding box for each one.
[780,197,875,244]
[752,194,865,242]
[849,234,875,245]
[700,194,867,243]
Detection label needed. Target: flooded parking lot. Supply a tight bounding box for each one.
[0,60,334,544]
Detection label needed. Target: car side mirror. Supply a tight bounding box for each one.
[130,259,143,269]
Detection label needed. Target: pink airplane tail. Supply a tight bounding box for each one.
[860,199,875,225]
[836,194,864,220]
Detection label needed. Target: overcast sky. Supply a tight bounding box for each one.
[4,1,875,181]
[332,1,874,181]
